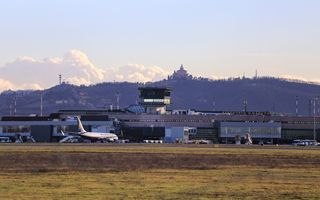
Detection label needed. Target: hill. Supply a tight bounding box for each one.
[1,77,320,116]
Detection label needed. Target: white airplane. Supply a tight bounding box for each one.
[61,116,119,142]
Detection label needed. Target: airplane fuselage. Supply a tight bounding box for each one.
[79,132,118,141]
[61,116,119,142]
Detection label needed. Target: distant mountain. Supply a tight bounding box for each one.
[1,77,320,116]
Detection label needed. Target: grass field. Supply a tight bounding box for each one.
[0,144,319,199]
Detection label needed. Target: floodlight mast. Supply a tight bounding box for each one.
[40,93,43,116]
[312,97,319,141]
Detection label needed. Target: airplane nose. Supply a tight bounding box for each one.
[113,134,118,140]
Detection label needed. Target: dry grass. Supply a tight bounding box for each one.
[0,168,319,199]
[0,144,319,199]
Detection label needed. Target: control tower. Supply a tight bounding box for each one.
[138,87,171,114]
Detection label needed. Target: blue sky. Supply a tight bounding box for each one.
[0,0,319,90]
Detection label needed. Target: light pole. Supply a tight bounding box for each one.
[243,99,248,112]
[313,99,316,140]
[312,97,319,141]
[13,95,17,116]
[225,127,228,144]
[40,92,43,116]
[115,92,120,110]
[295,96,299,116]
[212,97,216,112]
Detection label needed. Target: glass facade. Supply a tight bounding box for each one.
[282,129,320,140]
[1,126,31,134]
[219,122,281,138]
[139,88,171,106]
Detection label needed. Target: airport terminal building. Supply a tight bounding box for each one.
[0,109,319,143]
[0,87,319,143]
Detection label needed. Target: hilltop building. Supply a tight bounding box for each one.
[171,65,192,80]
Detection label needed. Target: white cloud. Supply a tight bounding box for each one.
[66,77,92,86]
[1,50,320,93]
[0,49,106,90]
[0,78,15,91]
[16,56,37,63]
[0,50,170,92]
[0,78,42,91]
[63,50,105,81]
[106,64,169,82]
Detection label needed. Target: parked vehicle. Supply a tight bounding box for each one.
[292,139,318,146]
[0,137,11,143]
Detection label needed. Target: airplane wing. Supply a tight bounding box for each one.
[60,131,83,136]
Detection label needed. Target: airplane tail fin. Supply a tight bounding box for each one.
[76,116,87,133]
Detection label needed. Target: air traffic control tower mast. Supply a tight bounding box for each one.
[138,87,171,114]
